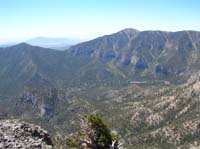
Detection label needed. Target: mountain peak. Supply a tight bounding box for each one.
[119,28,139,34]
[14,42,32,48]
[120,28,139,33]
[118,28,139,39]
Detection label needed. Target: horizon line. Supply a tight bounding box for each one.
[1,27,200,44]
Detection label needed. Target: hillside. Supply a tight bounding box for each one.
[69,29,200,82]
[7,72,200,148]
[1,29,200,148]
[0,43,121,96]
[1,29,200,96]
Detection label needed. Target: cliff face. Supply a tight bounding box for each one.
[0,119,54,149]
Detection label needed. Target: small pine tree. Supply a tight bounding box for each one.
[66,114,119,149]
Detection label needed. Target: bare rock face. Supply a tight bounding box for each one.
[0,119,54,149]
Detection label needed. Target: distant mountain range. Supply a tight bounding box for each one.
[25,37,81,50]
[0,37,82,50]
[1,28,200,96]
[69,28,200,81]
[1,28,200,148]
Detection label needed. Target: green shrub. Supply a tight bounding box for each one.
[66,114,119,148]
[66,138,80,148]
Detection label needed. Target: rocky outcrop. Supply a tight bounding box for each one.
[0,119,54,149]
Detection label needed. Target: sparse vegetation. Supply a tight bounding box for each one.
[66,114,119,149]
[1,29,200,149]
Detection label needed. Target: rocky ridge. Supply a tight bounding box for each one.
[0,119,54,149]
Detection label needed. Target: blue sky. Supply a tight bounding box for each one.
[0,0,200,40]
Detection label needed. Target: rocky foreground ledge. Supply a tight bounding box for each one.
[0,119,54,149]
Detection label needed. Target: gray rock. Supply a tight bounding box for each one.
[0,119,54,149]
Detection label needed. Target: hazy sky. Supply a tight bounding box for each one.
[0,0,200,40]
